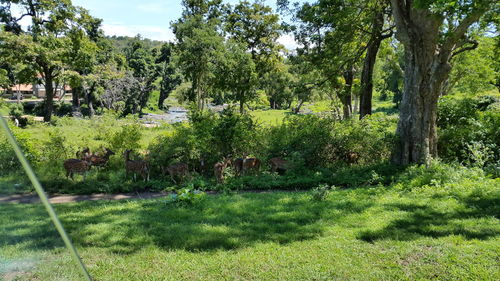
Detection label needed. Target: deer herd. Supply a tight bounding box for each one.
[63,147,290,183]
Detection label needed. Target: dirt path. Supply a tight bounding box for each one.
[0,192,169,204]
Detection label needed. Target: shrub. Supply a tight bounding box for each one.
[0,125,38,175]
[393,161,486,189]
[311,184,335,201]
[166,188,206,206]
[438,96,499,167]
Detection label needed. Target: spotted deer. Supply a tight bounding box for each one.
[214,158,231,184]
[163,163,189,184]
[124,149,149,181]
[269,157,289,174]
[89,148,115,168]
[242,157,261,175]
[76,147,91,161]
[63,158,92,180]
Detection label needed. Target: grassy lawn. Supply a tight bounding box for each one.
[1,180,498,280]
[250,109,289,125]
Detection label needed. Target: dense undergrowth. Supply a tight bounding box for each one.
[0,94,498,195]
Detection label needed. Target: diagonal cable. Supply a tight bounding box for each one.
[0,116,92,281]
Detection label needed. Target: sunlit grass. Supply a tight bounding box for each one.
[1,180,498,280]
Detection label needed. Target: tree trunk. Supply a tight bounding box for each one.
[72,85,82,112]
[293,100,304,114]
[43,75,55,122]
[392,51,444,165]
[341,67,354,119]
[390,7,450,165]
[359,10,385,119]
[389,0,487,165]
[239,98,244,114]
[158,89,167,109]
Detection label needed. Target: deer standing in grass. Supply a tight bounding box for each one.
[242,157,261,175]
[89,148,115,168]
[76,147,91,161]
[269,157,289,174]
[63,158,92,180]
[233,155,261,176]
[214,158,231,183]
[124,149,149,181]
[163,163,189,184]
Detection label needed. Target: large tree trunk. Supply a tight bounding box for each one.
[341,67,354,119]
[359,10,385,119]
[392,49,447,165]
[43,75,55,122]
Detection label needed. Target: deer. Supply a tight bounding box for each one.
[232,157,244,176]
[214,158,231,184]
[76,147,91,161]
[63,158,92,180]
[344,151,360,165]
[163,163,189,184]
[242,157,261,175]
[269,157,289,174]
[124,149,149,181]
[89,148,115,168]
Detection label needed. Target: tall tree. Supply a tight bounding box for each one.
[294,0,373,119]
[359,2,393,118]
[173,0,225,110]
[123,36,159,115]
[390,0,498,165]
[156,43,181,109]
[0,0,99,121]
[217,40,258,113]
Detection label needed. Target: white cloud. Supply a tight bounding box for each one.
[102,23,174,42]
[137,2,168,14]
[278,34,299,50]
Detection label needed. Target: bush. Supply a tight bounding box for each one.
[265,113,396,168]
[166,188,206,206]
[393,161,486,189]
[0,125,38,175]
[438,96,499,167]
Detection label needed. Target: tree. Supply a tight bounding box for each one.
[157,43,181,109]
[173,0,225,110]
[390,0,498,165]
[262,61,293,109]
[294,0,373,119]
[224,1,284,75]
[123,36,159,115]
[445,36,498,95]
[217,41,258,113]
[0,0,100,121]
[359,2,393,118]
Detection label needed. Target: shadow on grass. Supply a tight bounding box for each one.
[359,194,500,242]
[0,192,373,254]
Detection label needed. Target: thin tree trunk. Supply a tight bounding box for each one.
[359,10,385,119]
[43,74,54,122]
[341,67,354,119]
[72,85,82,112]
[294,100,304,114]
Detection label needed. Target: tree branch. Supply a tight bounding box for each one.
[451,40,479,58]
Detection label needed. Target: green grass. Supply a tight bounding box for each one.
[250,109,289,125]
[1,178,498,280]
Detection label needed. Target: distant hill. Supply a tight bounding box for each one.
[107,35,166,52]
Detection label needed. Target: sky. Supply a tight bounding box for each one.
[71,0,299,49]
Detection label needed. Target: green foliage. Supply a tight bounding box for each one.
[438,95,499,168]
[394,161,486,190]
[166,188,206,206]
[311,184,335,201]
[106,124,142,155]
[0,124,37,175]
